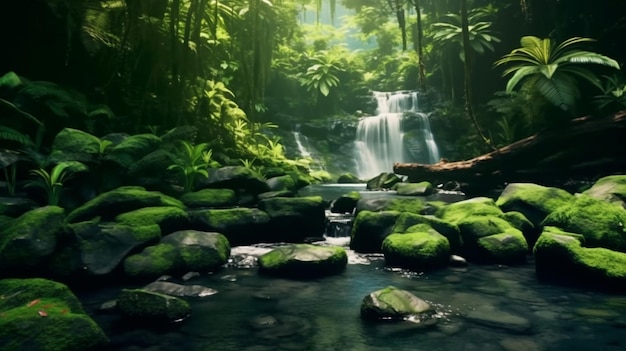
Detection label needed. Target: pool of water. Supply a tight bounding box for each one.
[81,238,626,351]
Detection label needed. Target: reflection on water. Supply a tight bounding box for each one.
[83,243,626,351]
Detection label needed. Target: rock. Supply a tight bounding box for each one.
[258,190,295,200]
[123,243,182,279]
[476,230,528,264]
[394,181,434,196]
[258,196,325,241]
[179,188,237,208]
[350,210,401,253]
[50,221,161,278]
[366,172,402,190]
[143,281,218,297]
[356,197,426,214]
[0,278,109,351]
[330,191,360,214]
[360,286,434,322]
[115,206,189,234]
[391,212,462,253]
[0,206,65,275]
[499,338,542,351]
[438,197,504,223]
[49,128,102,161]
[258,244,347,278]
[495,183,574,227]
[197,166,270,195]
[66,186,184,223]
[542,194,626,252]
[464,305,531,333]
[337,173,361,184]
[503,211,538,248]
[382,231,450,270]
[449,254,468,267]
[0,196,39,217]
[583,175,626,208]
[190,208,270,245]
[533,226,626,291]
[266,174,297,192]
[117,288,191,322]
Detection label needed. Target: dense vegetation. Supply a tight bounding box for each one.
[1,0,625,199]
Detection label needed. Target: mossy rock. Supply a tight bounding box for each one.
[160,230,230,272]
[356,197,426,214]
[123,243,182,279]
[0,278,108,351]
[503,211,537,248]
[542,194,626,252]
[330,191,361,214]
[266,174,297,192]
[117,288,191,323]
[179,188,237,208]
[0,206,65,274]
[350,210,402,253]
[258,196,325,241]
[476,230,528,265]
[198,166,270,194]
[360,286,434,322]
[189,208,270,246]
[583,175,626,208]
[258,190,296,200]
[337,173,362,184]
[66,186,184,223]
[437,197,504,223]
[49,128,101,162]
[366,172,402,190]
[382,231,450,270]
[495,183,574,227]
[534,227,626,291]
[258,244,347,278]
[115,206,189,234]
[394,182,435,196]
[391,212,462,253]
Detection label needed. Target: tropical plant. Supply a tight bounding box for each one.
[167,141,212,192]
[494,36,620,114]
[25,161,87,206]
[594,74,626,113]
[298,51,343,99]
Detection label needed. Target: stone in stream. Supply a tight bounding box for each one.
[360,286,437,327]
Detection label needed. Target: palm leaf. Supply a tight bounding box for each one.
[534,74,578,111]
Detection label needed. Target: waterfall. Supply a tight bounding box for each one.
[291,128,325,172]
[354,91,440,179]
[293,131,311,158]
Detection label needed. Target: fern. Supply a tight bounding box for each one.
[0,126,34,147]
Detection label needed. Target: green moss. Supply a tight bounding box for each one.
[0,278,84,313]
[360,286,432,321]
[503,211,535,233]
[175,233,230,272]
[350,210,401,253]
[383,198,426,213]
[438,197,504,223]
[117,288,190,322]
[115,206,188,229]
[258,244,347,278]
[583,175,626,207]
[259,196,324,216]
[391,212,462,252]
[123,243,181,277]
[457,216,514,241]
[495,183,574,226]
[476,230,528,264]
[394,182,434,196]
[337,173,361,183]
[382,231,449,269]
[179,188,237,208]
[542,194,626,252]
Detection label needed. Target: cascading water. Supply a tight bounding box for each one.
[354,91,440,179]
[291,126,326,172]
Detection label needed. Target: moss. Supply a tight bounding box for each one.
[66,186,185,223]
[583,175,626,207]
[382,231,450,270]
[391,212,462,253]
[394,182,435,196]
[495,183,574,226]
[350,210,402,253]
[360,286,432,321]
[0,278,84,313]
[384,198,426,213]
[476,230,528,264]
[117,289,190,322]
[115,206,188,232]
[457,215,514,242]
[123,243,181,278]
[337,173,361,183]
[437,197,504,223]
[258,244,347,278]
[162,231,230,272]
[179,188,237,208]
[542,194,626,252]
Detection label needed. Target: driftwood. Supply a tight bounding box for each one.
[394,111,626,190]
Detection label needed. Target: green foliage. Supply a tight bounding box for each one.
[594,74,626,113]
[167,141,213,192]
[495,36,620,114]
[298,51,343,98]
[26,161,88,206]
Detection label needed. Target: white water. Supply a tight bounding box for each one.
[354,91,440,179]
[292,130,325,171]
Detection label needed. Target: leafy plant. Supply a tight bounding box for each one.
[167,141,212,193]
[494,36,620,114]
[594,74,626,113]
[298,51,343,98]
[26,161,87,206]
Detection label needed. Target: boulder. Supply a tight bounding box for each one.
[179,188,237,208]
[495,183,574,227]
[197,166,270,195]
[382,231,450,270]
[503,211,538,248]
[123,243,181,279]
[360,286,434,322]
[257,190,296,200]
[117,288,191,323]
[190,208,270,245]
[394,181,435,196]
[330,191,360,214]
[391,212,462,253]
[356,197,425,215]
[438,197,504,223]
[266,174,297,192]
[350,210,401,253]
[583,175,626,208]
[542,194,626,252]
[258,196,325,242]
[66,186,184,223]
[0,278,109,351]
[455,215,528,264]
[337,173,361,184]
[0,206,65,276]
[258,244,347,278]
[114,206,189,234]
[143,281,217,298]
[534,226,626,291]
[366,172,402,190]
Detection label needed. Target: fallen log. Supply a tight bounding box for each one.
[394,111,626,191]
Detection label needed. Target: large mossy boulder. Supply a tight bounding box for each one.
[50,221,162,279]
[0,278,109,351]
[360,286,434,322]
[394,182,434,196]
[117,288,191,323]
[257,244,347,278]
[350,210,402,253]
[366,172,402,190]
[179,188,237,208]
[337,173,361,184]
[0,206,65,275]
[391,212,462,253]
[382,231,450,270]
[438,197,504,223]
[583,175,626,208]
[534,227,626,291]
[49,128,101,161]
[197,166,270,195]
[115,206,189,234]
[456,216,528,264]
[189,208,270,245]
[542,194,626,252]
[266,174,298,192]
[356,197,426,215]
[258,196,325,242]
[495,183,574,227]
[330,191,361,214]
[123,231,229,279]
[66,186,184,223]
